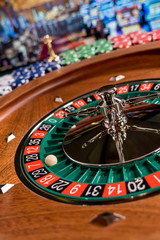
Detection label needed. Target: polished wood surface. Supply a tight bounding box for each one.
[1,41,160,240]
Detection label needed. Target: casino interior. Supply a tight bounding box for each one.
[1,0,160,240]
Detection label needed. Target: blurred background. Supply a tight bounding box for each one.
[0,0,159,72]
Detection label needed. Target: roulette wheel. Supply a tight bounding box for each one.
[1,41,160,240]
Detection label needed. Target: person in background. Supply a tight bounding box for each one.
[94,19,105,40]
[84,21,93,37]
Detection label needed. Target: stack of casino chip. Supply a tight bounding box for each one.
[109,35,125,42]
[75,45,96,60]
[109,35,132,49]
[60,50,80,66]
[60,39,113,66]
[132,32,152,45]
[0,74,15,86]
[126,31,141,40]
[0,85,12,96]
[91,39,113,54]
[0,74,14,96]
[11,59,61,90]
[151,29,160,41]
[2,29,160,96]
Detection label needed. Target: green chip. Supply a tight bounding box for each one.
[61,52,79,62]
[77,50,96,59]
[62,55,79,60]
[59,50,77,59]
[61,58,80,66]
[92,39,107,46]
[75,45,91,52]
[60,39,113,65]
[63,50,76,55]
[94,43,113,54]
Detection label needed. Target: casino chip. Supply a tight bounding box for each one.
[111,36,132,49]
[61,58,80,66]
[126,31,141,39]
[1,30,158,95]
[76,49,96,60]
[60,39,113,65]
[75,44,96,59]
[93,39,108,45]
[151,29,160,41]
[0,85,12,96]
[11,59,61,89]
[132,32,152,45]
[109,35,126,43]
[60,50,80,66]
[0,74,15,86]
[60,52,79,66]
[90,39,113,55]
[11,77,29,90]
[94,42,113,54]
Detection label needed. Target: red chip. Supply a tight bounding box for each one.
[113,37,132,49]
[109,35,125,43]
[151,30,160,41]
[127,31,141,39]
[132,32,152,45]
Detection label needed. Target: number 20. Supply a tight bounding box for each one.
[127,179,145,193]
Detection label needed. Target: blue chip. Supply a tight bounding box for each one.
[11,77,29,89]
[11,60,61,88]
